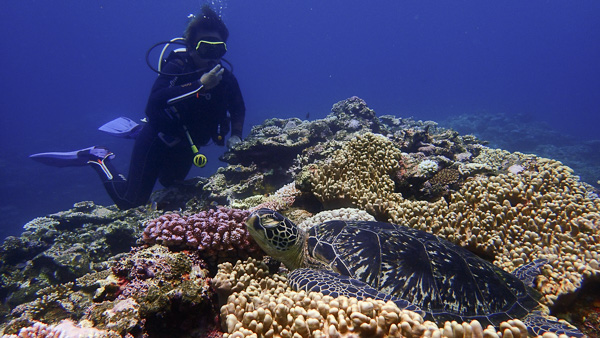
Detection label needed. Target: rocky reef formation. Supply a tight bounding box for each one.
[0,202,151,322]
[1,96,599,337]
[444,111,600,192]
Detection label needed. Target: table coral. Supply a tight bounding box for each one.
[141,207,262,261]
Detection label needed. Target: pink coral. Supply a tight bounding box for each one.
[249,182,299,212]
[142,207,262,258]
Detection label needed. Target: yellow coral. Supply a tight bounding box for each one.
[215,258,544,338]
[388,157,600,304]
[308,139,599,304]
[311,133,403,218]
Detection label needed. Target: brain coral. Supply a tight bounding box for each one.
[387,155,600,305]
[214,258,540,338]
[311,132,403,218]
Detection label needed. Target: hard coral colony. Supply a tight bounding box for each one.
[142,207,261,260]
[1,97,599,337]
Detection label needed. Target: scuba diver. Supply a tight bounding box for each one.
[30,5,245,210]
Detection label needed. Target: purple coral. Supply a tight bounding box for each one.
[142,207,261,257]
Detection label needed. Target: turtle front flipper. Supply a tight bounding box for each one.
[288,268,424,316]
[512,259,549,288]
[522,312,584,337]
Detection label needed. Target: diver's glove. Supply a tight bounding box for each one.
[200,64,224,89]
[227,135,241,150]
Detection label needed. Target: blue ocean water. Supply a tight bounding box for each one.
[1,1,599,239]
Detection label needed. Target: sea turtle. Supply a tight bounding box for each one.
[246,208,583,337]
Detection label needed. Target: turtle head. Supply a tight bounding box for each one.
[246,208,306,269]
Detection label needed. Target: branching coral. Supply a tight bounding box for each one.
[141,207,262,260]
[237,183,301,213]
[388,156,600,305]
[311,132,404,218]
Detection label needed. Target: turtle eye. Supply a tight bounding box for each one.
[261,217,283,229]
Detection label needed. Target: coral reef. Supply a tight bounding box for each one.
[141,207,263,264]
[84,245,218,336]
[444,111,600,190]
[387,157,600,307]
[2,96,599,336]
[0,201,150,324]
[221,118,326,168]
[3,245,221,337]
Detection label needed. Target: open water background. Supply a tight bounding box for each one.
[1,0,599,239]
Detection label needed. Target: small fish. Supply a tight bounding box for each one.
[305,112,310,120]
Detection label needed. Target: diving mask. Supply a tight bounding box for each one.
[195,40,227,59]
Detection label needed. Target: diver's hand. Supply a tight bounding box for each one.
[200,64,224,89]
[227,135,241,150]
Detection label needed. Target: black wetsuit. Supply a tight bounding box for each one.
[91,50,245,209]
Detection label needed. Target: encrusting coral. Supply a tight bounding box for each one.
[214,258,541,338]
[84,244,220,336]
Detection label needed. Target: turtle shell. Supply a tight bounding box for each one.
[306,220,541,324]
